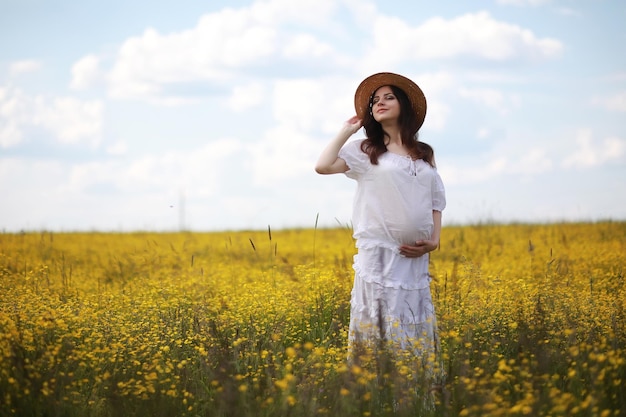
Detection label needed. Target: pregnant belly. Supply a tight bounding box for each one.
[391,227,431,245]
[387,217,433,245]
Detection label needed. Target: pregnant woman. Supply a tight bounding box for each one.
[315,72,446,359]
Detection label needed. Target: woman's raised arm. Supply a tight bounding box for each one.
[315,116,362,175]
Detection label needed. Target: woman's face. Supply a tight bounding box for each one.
[371,86,401,124]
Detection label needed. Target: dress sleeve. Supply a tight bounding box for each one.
[338,139,370,180]
[432,170,446,211]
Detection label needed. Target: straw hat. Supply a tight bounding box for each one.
[354,72,427,129]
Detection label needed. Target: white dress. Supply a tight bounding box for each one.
[338,139,446,354]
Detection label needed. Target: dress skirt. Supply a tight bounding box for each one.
[348,244,438,355]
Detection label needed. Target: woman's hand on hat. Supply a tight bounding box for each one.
[399,239,438,258]
[342,115,362,135]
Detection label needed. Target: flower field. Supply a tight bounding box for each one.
[0,222,624,416]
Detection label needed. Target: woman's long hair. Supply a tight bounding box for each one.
[360,85,434,167]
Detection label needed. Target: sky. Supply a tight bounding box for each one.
[1,0,625,232]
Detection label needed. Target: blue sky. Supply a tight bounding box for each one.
[1,0,625,232]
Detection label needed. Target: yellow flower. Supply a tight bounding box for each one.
[285,347,297,358]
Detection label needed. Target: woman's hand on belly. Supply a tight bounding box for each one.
[398,239,438,258]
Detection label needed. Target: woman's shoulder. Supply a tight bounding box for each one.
[341,138,367,155]
[347,138,366,148]
[339,138,371,176]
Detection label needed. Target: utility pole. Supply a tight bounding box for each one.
[178,189,186,231]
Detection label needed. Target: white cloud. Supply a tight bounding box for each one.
[444,126,625,187]
[605,72,626,82]
[441,144,554,186]
[36,97,103,145]
[66,139,243,196]
[515,148,553,174]
[562,129,626,168]
[273,79,326,131]
[469,123,622,182]
[9,60,42,76]
[459,87,520,114]
[0,87,25,147]
[106,17,277,101]
[422,99,450,131]
[0,136,323,230]
[0,120,22,148]
[496,0,551,5]
[249,124,320,186]
[412,72,455,131]
[459,87,504,108]
[477,128,491,139]
[555,7,582,17]
[0,157,74,230]
[282,34,334,59]
[228,82,265,112]
[253,0,337,25]
[70,54,102,90]
[440,156,508,185]
[0,85,103,147]
[341,0,377,25]
[246,77,357,186]
[272,77,352,134]
[593,91,626,112]
[364,11,562,67]
[103,0,340,102]
[74,5,561,108]
[106,141,128,156]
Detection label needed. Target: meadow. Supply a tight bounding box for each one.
[0,222,624,416]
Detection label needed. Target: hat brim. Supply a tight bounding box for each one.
[354,72,427,130]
